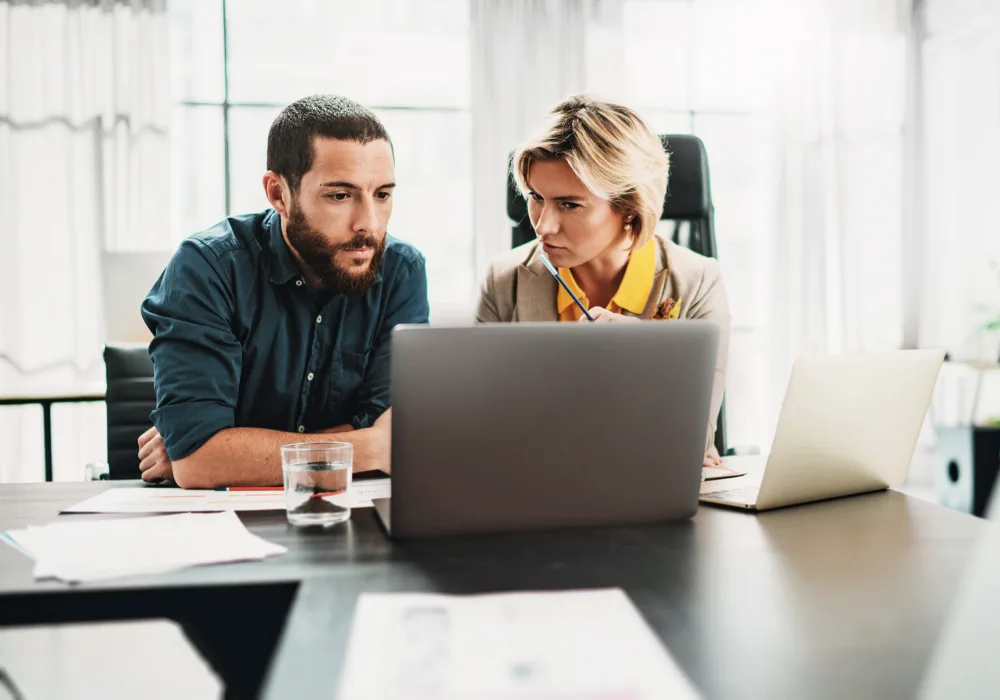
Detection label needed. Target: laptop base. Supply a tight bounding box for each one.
[699,487,760,511]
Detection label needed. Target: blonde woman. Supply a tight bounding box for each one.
[475,95,731,467]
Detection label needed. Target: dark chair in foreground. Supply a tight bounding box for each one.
[103,343,155,480]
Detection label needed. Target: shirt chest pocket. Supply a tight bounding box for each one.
[316,347,371,412]
[331,348,371,388]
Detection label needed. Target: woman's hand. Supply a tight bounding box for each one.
[703,444,723,468]
[580,306,640,323]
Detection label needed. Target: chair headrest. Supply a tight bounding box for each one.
[506,133,712,225]
[659,134,712,219]
[103,343,153,380]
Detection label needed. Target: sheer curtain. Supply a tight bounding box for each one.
[919,0,1000,364]
[765,0,913,434]
[615,0,914,446]
[0,0,171,482]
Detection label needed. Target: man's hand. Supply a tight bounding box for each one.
[703,444,723,469]
[138,427,173,483]
[581,306,641,323]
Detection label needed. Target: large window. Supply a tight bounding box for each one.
[167,0,474,311]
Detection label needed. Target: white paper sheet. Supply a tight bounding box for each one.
[61,479,391,514]
[336,588,702,700]
[4,511,286,583]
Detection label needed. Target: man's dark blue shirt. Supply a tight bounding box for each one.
[141,209,429,461]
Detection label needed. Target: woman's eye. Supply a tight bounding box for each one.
[560,202,581,211]
[528,192,542,201]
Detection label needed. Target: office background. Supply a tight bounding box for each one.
[1,0,999,483]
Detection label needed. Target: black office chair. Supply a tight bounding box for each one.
[103,344,156,480]
[506,134,729,455]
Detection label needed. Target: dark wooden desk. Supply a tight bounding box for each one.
[0,482,986,700]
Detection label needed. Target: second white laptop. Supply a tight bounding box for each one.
[701,349,945,512]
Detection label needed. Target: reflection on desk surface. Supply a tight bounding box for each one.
[0,620,221,700]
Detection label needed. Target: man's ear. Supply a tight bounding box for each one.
[263,172,291,217]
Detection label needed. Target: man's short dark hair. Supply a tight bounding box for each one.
[267,94,391,193]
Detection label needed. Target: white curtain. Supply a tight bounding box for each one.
[470,0,623,282]
[0,0,171,482]
[919,0,1000,364]
[765,0,914,432]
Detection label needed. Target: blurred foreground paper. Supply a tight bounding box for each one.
[337,588,701,700]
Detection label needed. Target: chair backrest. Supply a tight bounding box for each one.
[103,343,155,480]
[505,133,728,455]
[656,134,717,259]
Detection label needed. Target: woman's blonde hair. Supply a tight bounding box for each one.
[512,95,669,251]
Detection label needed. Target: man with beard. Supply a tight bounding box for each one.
[137,95,428,488]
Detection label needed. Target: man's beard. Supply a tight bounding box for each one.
[285,204,385,296]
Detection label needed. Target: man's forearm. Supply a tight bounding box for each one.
[172,414,390,489]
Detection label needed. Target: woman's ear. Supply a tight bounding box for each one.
[623,212,636,235]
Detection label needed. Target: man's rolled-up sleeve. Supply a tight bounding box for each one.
[141,240,242,461]
[350,257,430,429]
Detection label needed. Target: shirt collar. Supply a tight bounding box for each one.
[265,209,303,285]
[556,262,589,314]
[556,239,656,315]
[612,239,656,314]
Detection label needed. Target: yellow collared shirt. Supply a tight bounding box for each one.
[557,240,656,321]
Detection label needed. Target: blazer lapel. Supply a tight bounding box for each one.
[515,246,559,322]
[638,270,670,319]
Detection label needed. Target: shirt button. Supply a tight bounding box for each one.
[316,315,322,324]
[295,279,303,287]
[307,372,314,381]
[297,425,305,433]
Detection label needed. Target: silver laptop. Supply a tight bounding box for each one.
[374,321,720,538]
[700,349,945,512]
[919,489,1000,699]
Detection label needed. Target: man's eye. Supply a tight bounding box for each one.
[327,193,349,201]
[376,191,392,201]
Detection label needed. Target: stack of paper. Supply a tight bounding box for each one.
[2,511,286,583]
[61,478,391,514]
[336,588,702,700]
